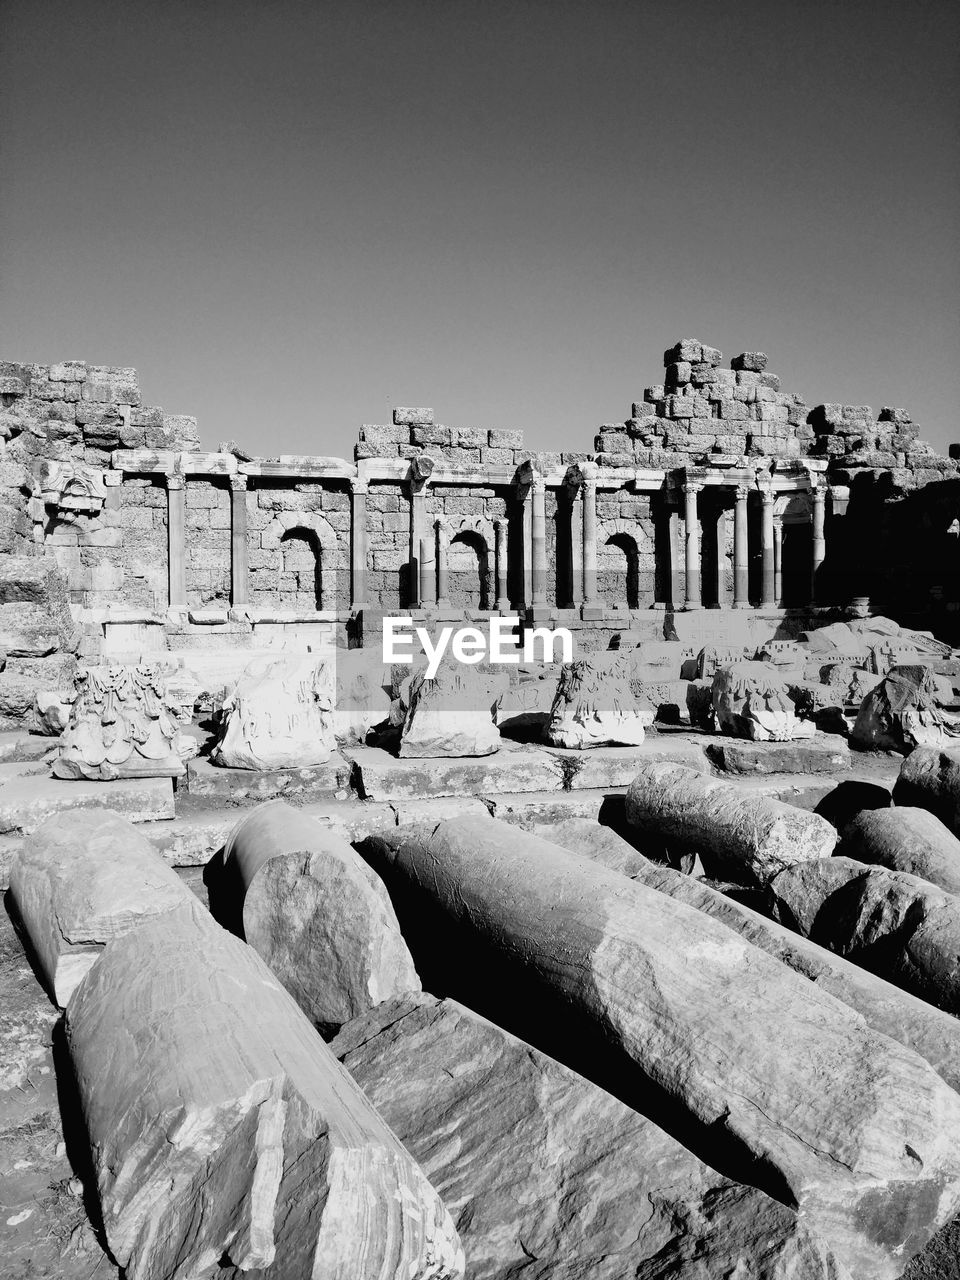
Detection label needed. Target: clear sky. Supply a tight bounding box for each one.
[2,0,957,456]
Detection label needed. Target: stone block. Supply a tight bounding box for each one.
[410,424,451,446]
[700,344,723,365]
[48,361,87,382]
[731,352,768,372]
[666,395,694,418]
[488,429,524,448]
[706,736,850,776]
[665,361,692,385]
[81,366,140,405]
[393,407,434,425]
[453,426,486,448]
[548,738,709,789]
[663,339,702,364]
[0,775,174,835]
[186,753,351,802]
[350,744,564,801]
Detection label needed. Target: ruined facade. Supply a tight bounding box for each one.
[1,340,958,677]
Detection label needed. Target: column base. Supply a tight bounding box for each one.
[732,601,751,610]
[526,604,553,624]
[580,603,605,621]
[684,602,702,611]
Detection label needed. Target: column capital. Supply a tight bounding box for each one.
[351,478,369,495]
[165,473,185,491]
[734,483,750,502]
[229,474,248,492]
[761,486,775,506]
[494,516,509,532]
[683,480,703,496]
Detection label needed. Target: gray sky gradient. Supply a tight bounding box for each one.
[2,0,957,455]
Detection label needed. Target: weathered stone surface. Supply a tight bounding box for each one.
[331,994,847,1280]
[547,736,708,789]
[520,815,650,877]
[627,859,960,1097]
[713,661,815,741]
[815,778,893,829]
[362,816,960,1279]
[625,761,837,883]
[0,556,69,609]
[213,655,335,769]
[0,774,174,835]
[400,664,501,757]
[65,902,463,1279]
[843,807,960,894]
[706,735,849,776]
[771,856,960,1015]
[8,808,192,1006]
[185,753,351,802]
[544,656,649,749]
[894,745,960,834]
[351,744,563,800]
[0,605,62,657]
[492,680,554,740]
[332,648,392,745]
[53,662,198,780]
[0,653,77,730]
[225,801,420,1036]
[852,665,959,755]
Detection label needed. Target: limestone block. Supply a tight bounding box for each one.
[894,745,960,834]
[213,655,335,770]
[843,807,960,895]
[0,774,174,835]
[362,816,960,1280]
[706,736,848,776]
[350,744,563,801]
[0,605,62,657]
[399,664,500,757]
[8,808,193,1006]
[852,665,959,754]
[65,902,463,1280]
[544,655,649,749]
[393,406,434,425]
[332,994,846,1280]
[225,801,420,1035]
[625,761,837,883]
[771,856,960,1016]
[695,644,746,679]
[731,352,768,371]
[663,339,703,364]
[492,679,554,740]
[713,661,816,742]
[333,647,392,745]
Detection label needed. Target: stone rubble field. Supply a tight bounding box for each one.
[4,615,960,1277]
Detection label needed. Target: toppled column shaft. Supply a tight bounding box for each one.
[362,815,960,1280]
[65,901,463,1280]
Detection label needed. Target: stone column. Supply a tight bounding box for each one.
[714,505,729,608]
[733,484,750,609]
[494,518,509,611]
[350,480,368,609]
[409,488,425,609]
[581,462,600,616]
[761,487,776,608]
[229,475,248,608]
[531,471,548,610]
[773,516,784,606]
[165,474,186,609]
[812,485,826,605]
[436,520,450,608]
[683,481,701,610]
[419,533,436,607]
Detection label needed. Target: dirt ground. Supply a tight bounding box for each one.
[1,866,959,1280]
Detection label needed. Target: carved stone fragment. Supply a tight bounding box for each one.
[712,661,815,742]
[213,655,335,770]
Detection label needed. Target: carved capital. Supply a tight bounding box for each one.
[351,479,369,496]
[229,474,248,492]
[683,481,703,497]
[735,483,750,503]
[165,474,186,492]
[761,487,775,506]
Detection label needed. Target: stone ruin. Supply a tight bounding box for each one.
[4,341,960,1278]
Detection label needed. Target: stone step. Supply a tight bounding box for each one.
[184,753,352,804]
[348,744,565,802]
[705,735,850,777]
[0,775,174,838]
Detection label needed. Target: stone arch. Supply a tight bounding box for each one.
[261,511,342,610]
[598,518,650,609]
[445,515,495,611]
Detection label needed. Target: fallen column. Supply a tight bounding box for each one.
[65,899,463,1280]
[224,800,420,1035]
[8,808,194,1006]
[894,745,960,834]
[330,993,847,1280]
[770,856,960,1016]
[535,816,960,1095]
[361,815,960,1280]
[624,760,837,883]
[843,807,960,894]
